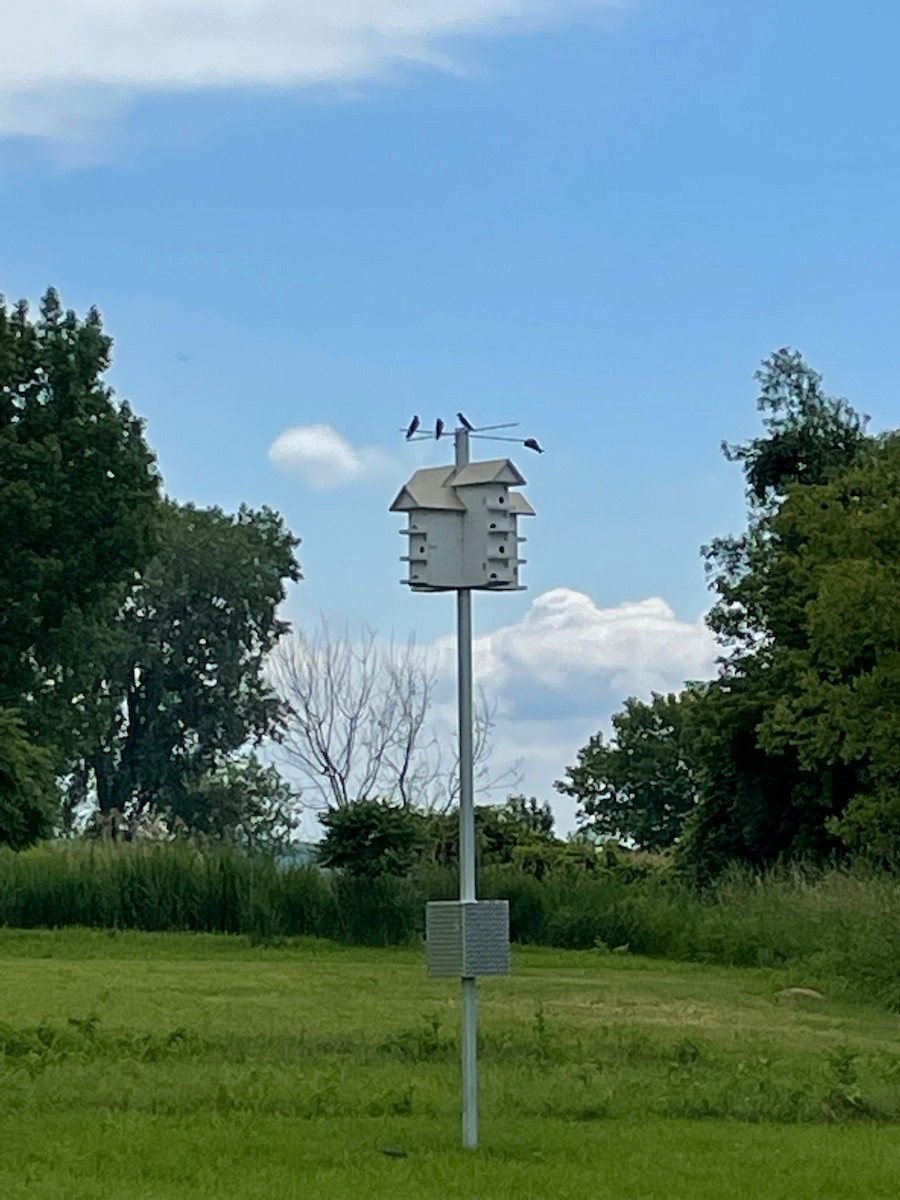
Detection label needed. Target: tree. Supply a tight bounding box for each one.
[756,434,900,867]
[704,348,868,653]
[502,795,555,838]
[680,349,870,878]
[424,796,561,879]
[0,709,58,849]
[0,288,161,771]
[271,624,515,811]
[317,799,427,879]
[555,692,697,851]
[179,752,301,854]
[76,500,301,828]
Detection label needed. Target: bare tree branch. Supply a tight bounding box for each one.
[269,621,520,811]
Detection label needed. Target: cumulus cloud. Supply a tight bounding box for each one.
[268,423,394,490]
[0,0,624,139]
[435,587,718,717]
[430,587,719,828]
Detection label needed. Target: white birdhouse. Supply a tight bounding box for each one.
[390,458,534,591]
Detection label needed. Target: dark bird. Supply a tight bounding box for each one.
[523,437,544,454]
[405,414,420,440]
[435,418,445,440]
[457,411,474,431]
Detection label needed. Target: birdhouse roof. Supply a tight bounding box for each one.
[508,492,536,516]
[452,459,527,488]
[390,466,466,513]
[390,458,534,514]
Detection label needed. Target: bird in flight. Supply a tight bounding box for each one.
[405,415,420,440]
[523,438,544,453]
[457,412,474,431]
[435,418,445,440]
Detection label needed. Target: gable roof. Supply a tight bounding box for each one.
[390,466,465,512]
[390,458,531,513]
[508,492,536,516]
[452,459,527,488]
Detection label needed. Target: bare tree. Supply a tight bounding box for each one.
[269,621,520,811]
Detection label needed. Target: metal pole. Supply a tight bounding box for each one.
[455,426,478,1150]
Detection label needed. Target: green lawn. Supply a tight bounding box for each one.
[1,928,899,1198]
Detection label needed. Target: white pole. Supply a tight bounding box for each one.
[455,427,478,1150]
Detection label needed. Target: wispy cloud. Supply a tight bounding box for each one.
[0,0,625,139]
[268,423,395,490]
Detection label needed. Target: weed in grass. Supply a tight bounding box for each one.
[380,1012,453,1063]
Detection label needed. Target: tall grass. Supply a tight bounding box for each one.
[2,843,899,1008]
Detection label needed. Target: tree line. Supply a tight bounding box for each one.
[4,288,899,882]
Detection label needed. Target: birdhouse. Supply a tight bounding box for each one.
[390,459,534,591]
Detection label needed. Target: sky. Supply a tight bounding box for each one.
[3,0,900,831]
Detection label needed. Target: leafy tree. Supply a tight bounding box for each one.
[705,347,868,652]
[179,752,301,854]
[556,692,697,851]
[681,349,870,878]
[317,799,427,879]
[757,434,900,867]
[677,674,849,881]
[0,709,58,849]
[428,796,559,875]
[0,288,161,771]
[78,500,301,827]
[502,795,555,838]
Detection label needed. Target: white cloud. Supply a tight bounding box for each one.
[430,587,719,829]
[483,587,716,697]
[268,423,394,490]
[0,0,625,139]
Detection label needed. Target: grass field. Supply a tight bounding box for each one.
[1,928,899,1198]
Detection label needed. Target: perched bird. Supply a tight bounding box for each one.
[457,411,474,431]
[405,414,420,440]
[523,437,544,454]
[435,418,445,440]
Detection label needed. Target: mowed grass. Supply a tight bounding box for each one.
[1,929,899,1199]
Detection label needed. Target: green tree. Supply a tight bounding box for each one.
[556,692,697,851]
[0,709,58,849]
[78,500,301,828]
[180,752,301,854]
[502,795,555,838]
[681,349,870,878]
[0,289,161,772]
[705,349,867,652]
[757,434,900,867]
[427,796,560,876]
[317,799,427,879]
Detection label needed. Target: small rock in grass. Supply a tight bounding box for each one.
[776,986,825,1000]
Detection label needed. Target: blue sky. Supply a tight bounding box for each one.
[3,0,900,823]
